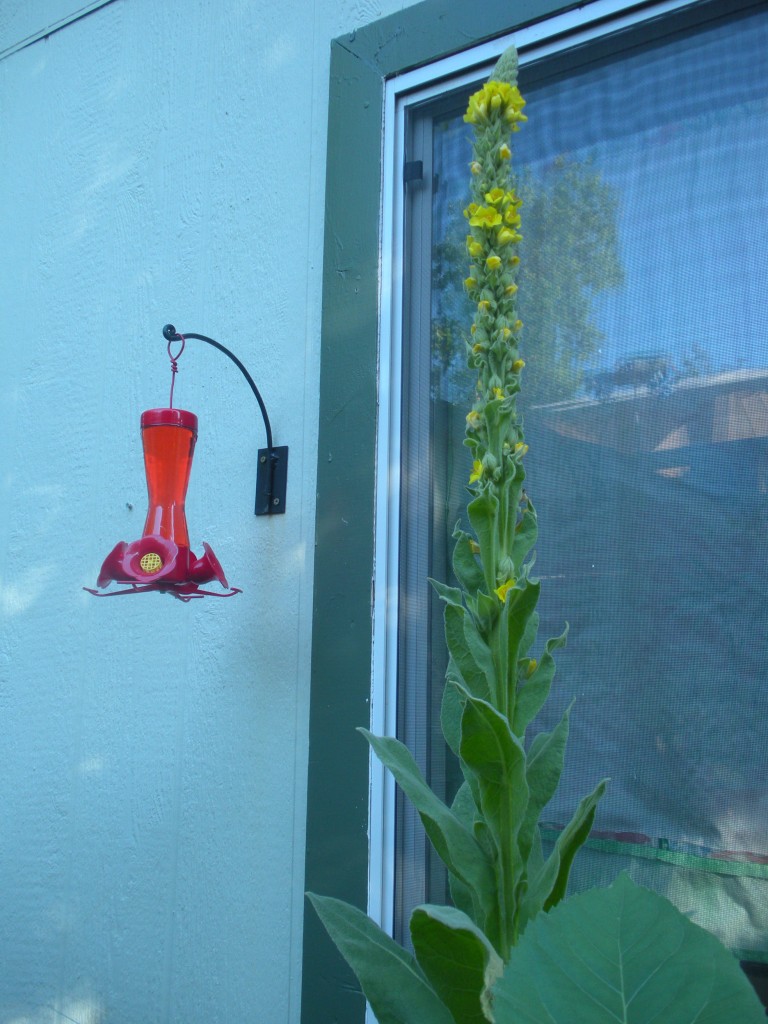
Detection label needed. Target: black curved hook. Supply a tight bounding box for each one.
[162,324,288,515]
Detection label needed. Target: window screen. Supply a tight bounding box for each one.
[396,2,768,964]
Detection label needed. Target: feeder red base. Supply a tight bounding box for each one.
[87,536,240,600]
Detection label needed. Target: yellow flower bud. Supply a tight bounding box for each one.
[497,227,521,246]
[465,410,482,430]
[499,144,512,160]
[469,459,483,484]
[485,255,502,271]
[470,161,482,175]
[478,299,491,313]
[504,283,518,296]
[484,188,505,206]
[494,579,516,602]
[464,276,478,290]
[512,359,525,372]
[492,387,504,400]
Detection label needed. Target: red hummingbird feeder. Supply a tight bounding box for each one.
[86,325,288,601]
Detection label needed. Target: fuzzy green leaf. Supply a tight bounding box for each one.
[539,777,607,912]
[513,626,568,734]
[500,581,540,710]
[448,784,483,922]
[511,505,537,566]
[467,493,499,593]
[518,608,539,661]
[307,893,455,1024]
[361,730,496,903]
[459,696,529,858]
[452,529,486,595]
[411,904,503,1024]
[493,874,766,1024]
[517,707,571,863]
[445,605,493,701]
[441,674,464,756]
[431,578,465,608]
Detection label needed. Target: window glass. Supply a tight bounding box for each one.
[398,3,768,959]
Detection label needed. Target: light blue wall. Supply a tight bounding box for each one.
[0,0,414,1020]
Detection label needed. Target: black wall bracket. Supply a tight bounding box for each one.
[162,324,288,516]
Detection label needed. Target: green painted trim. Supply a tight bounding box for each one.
[303,3,575,1021]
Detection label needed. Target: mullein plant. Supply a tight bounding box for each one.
[310,41,603,1002]
[308,44,765,1024]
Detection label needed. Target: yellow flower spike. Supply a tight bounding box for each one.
[485,255,502,271]
[469,459,483,484]
[466,410,482,430]
[494,579,516,602]
[512,359,525,372]
[499,144,512,160]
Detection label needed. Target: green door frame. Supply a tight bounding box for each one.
[301,2,572,1021]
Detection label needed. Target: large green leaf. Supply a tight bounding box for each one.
[411,904,503,1024]
[459,696,529,836]
[306,894,455,1024]
[361,730,495,904]
[492,873,766,1024]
